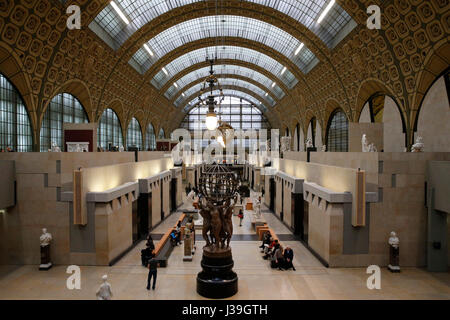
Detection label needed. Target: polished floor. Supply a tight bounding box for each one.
[0,193,449,300]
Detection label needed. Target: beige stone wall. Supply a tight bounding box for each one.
[415,76,450,152]
[264,176,271,207]
[176,171,183,207]
[283,181,292,228]
[152,181,162,228]
[348,123,384,152]
[138,151,169,162]
[283,151,307,162]
[383,96,405,152]
[162,176,170,217]
[275,176,282,218]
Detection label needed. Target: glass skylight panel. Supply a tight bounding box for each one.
[184,89,267,112]
[248,0,355,48]
[151,46,298,90]
[139,16,315,74]
[166,64,285,100]
[91,1,354,51]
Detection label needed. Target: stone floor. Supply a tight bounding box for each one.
[0,192,449,300]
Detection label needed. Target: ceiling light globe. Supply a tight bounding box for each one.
[205,112,218,130]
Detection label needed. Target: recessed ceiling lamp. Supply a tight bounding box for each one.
[110,1,129,25]
[162,67,168,75]
[271,82,276,88]
[143,44,154,57]
[265,93,268,97]
[173,82,178,88]
[317,0,335,24]
[295,43,304,56]
[182,93,186,97]
[281,66,287,75]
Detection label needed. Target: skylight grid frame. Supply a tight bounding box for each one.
[140,15,315,73]
[91,0,355,51]
[151,46,298,89]
[165,65,285,100]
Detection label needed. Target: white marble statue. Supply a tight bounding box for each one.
[362,134,370,152]
[411,136,424,152]
[234,191,241,205]
[50,142,61,152]
[254,196,261,218]
[96,275,113,300]
[40,228,52,247]
[185,190,196,209]
[368,143,377,152]
[280,136,291,153]
[388,231,399,248]
[306,138,313,149]
[321,145,327,152]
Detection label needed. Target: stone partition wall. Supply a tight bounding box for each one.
[348,123,384,152]
[0,152,135,265]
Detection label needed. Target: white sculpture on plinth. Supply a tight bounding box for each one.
[388,231,400,273]
[119,145,124,152]
[362,134,370,152]
[368,143,377,152]
[321,145,327,152]
[411,136,424,152]
[254,196,261,218]
[96,275,113,300]
[305,138,313,149]
[39,228,53,270]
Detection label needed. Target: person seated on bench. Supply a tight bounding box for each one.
[259,231,271,250]
[263,238,278,259]
[283,246,296,271]
[146,235,155,252]
[170,230,180,246]
[272,244,285,270]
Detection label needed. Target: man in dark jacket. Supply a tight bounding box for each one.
[147,253,159,290]
[284,246,296,271]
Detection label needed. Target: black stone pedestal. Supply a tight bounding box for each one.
[39,245,52,271]
[388,246,400,273]
[197,248,238,299]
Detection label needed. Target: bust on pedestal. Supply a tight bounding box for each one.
[39,228,52,270]
[388,231,400,273]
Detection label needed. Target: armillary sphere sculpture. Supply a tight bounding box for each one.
[196,164,239,298]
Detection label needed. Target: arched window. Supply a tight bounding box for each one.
[145,123,156,151]
[326,110,348,152]
[158,128,165,139]
[126,117,143,150]
[97,108,123,150]
[308,117,316,147]
[40,93,88,152]
[0,73,33,152]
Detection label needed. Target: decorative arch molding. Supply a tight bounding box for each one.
[354,78,400,122]
[171,74,279,104]
[0,44,36,131]
[411,39,450,134]
[42,79,93,123]
[97,99,124,123]
[323,98,348,126]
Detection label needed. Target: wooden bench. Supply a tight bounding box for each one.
[153,214,186,267]
[256,224,269,239]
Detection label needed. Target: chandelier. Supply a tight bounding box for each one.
[195,58,225,131]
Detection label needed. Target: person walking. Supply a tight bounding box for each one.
[238,209,244,227]
[146,253,159,290]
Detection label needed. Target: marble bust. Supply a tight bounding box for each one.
[40,228,52,247]
[388,231,399,248]
[306,138,313,149]
[96,275,113,300]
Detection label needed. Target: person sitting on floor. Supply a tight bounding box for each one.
[273,244,285,270]
[263,238,278,259]
[283,246,296,271]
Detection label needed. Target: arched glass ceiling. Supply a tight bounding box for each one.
[184,89,268,113]
[90,0,355,50]
[130,15,317,74]
[165,65,285,100]
[174,79,276,108]
[148,46,298,90]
